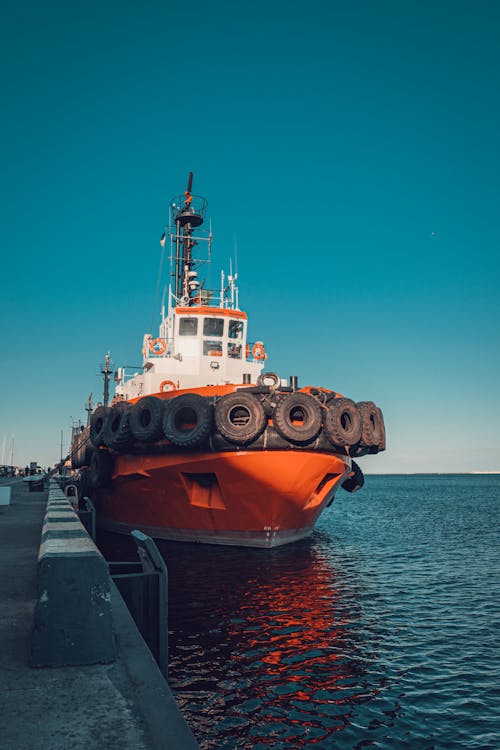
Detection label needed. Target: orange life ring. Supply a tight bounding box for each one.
[149,338,167,355]
[159,380,177,392]
[252,342,266,361]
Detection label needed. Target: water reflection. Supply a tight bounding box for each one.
[98,529,385,749]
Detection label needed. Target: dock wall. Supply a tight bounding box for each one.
[31,480,116,667]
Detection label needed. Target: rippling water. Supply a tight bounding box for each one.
[103,475,500,748]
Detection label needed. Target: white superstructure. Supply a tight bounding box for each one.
[114,173,267,400]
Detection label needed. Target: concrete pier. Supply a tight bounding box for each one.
[0,477,199,750]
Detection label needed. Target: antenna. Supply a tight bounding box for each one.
[234,232,239,278]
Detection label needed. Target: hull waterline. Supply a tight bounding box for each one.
[94,450,351,548]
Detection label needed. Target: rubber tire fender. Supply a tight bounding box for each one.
[90,406,111,448]
[162,393,213,448]
[71,430,86,468]
[273,392,322,445]
[357,401,384,448]
[78,468,93,506]
[73,435,95,468]
[103,403,133,451]
[214,392,267,445]
[256,371,280,389]
[129,396,165,442]
[341,460,364,493]
[375,406,386,453]
[89,450,114,489]
[324,398,362,447]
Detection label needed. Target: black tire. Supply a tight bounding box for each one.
[341,461,364,493]
[90,406,111,448]
[358,401,383,448]
[324,398,362,447]
[375,407,386,452]
[129,396,164,442]
[273,392,322,445]
[79,468,93,507]
[103,403,133,451]
[257,371,281,389]
[71,430,86,468]
[162,394,213,448]
[214,392,267,445]
[83,442,95,466]
[73,436,95,468]
[89,450,114,489]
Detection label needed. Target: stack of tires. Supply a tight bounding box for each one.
[85,382,385,495]
[70,428,95,469]
[88,384,385,457]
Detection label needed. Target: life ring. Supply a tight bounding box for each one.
[149,338,167,355]
[159,380,177,393]
[252,342,266,360]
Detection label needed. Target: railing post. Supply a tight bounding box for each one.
[77,496,96,542]
[131,530,169,680]
[110,531,169,680]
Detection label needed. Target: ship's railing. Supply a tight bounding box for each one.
[171,289,235,308]
[170,194,207,221]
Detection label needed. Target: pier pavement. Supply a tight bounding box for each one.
[0,477,198,750]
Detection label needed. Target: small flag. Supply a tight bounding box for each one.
[160,232,166,248]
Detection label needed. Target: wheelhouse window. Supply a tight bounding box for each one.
[203,340,223,356]
[228,319,244,339]
[179,317,198,336]
[203,317,224,337]
[228,342,242,359]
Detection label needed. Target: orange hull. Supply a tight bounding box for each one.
[94,450,350,548]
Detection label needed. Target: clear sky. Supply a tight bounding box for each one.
[1,0,499,472]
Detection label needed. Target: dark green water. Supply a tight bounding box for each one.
[162,475,500,749]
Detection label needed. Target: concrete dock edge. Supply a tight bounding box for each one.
[110,580,199,749]
[31,481,116,666]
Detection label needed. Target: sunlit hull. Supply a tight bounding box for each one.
[94,450,351,548]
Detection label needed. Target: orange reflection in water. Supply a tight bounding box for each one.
[211,546,375,747]
[112,534,385,750]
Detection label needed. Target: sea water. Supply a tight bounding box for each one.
[161,475,500,749]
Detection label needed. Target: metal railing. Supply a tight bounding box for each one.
[109,531,169,679]
[77,496,96,541]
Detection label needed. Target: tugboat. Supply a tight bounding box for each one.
[71,174,386,548]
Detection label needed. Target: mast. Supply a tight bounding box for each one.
[170,172,207,307]
[101,354,113,407]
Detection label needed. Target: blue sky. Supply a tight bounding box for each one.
[1,0,499,472]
